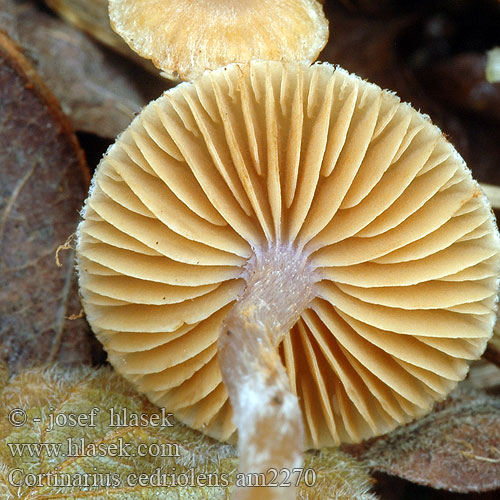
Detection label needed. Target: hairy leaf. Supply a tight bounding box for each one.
[0,364,378,499]
[0,31,97,373]
[343,388,500,493]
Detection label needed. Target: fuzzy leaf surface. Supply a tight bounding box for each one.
[343,389,500,493]
[0,364,378,499]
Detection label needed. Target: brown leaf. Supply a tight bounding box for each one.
[44,0,160,74]
[0,0,166,138]
[484,344,500,371]
[465,360,500,391]
[0,31,100,373]
[342,389,500,493]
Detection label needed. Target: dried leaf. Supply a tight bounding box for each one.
[485,344,500,372]
[465,360,500,391]
[0,0,165,138]
[343,388,500,493]
[44,0,159,74]
[0,363,378,500]
[0,31,98,373]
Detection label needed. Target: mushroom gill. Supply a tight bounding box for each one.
[76,62,500,454]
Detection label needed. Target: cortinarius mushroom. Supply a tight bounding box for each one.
[76,61,500,498]
[108,0,329,80]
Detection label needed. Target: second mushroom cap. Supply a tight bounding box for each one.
[108,0,329,80]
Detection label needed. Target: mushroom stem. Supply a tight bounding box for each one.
[218,244,317,500]
[480,182,500,211]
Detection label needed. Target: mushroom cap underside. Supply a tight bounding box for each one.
[76,61,500,448]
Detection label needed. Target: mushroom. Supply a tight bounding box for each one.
[108,0,329,80]
[76,61,500,499]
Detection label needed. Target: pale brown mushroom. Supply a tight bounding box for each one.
[76,61,500,499]
[108,0,329,80]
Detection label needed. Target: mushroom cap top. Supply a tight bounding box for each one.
[108,0,329,80]
[76,61,500,448]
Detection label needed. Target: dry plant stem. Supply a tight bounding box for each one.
[218,244,317,500]
[480,183,500,211]
[484,344,500,370]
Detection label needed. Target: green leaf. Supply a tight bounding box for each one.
[0,363,377,499]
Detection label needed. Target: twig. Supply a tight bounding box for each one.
[55,232,76,267]
[479,183,500,211]
[484,343,500,370]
